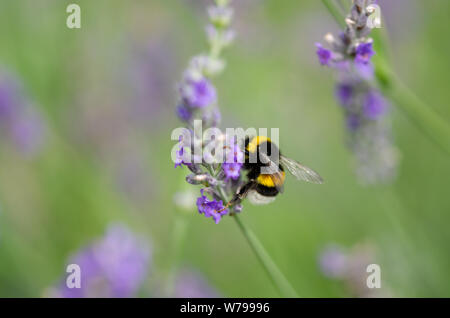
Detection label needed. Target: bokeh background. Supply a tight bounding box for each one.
[0,0,449,297]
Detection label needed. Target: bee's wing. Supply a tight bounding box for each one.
[280,155,323,184]
[258,152,285,193]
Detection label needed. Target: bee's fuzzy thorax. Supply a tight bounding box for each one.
[246,136,272,153]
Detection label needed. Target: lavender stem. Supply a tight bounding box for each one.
[233,214,299,298]
[214,186,298,297]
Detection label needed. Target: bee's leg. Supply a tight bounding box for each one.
[216,181,255,213]
[230,181,255,205]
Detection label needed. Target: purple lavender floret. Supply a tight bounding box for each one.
[222,141,244,180]
[58,224,151,298]
[335,83,354,107]
[196,189,228,224]
[315,43,332,66]
[222,162,241,181]
[174,135,196,168]
[174,144,187,168]
[176,104,193,122]
[314,1,377,71]
[354,60,374,80]
[355,42,375,65]
[227,141,245,164]
[181,76,217,109]
[363,90,387,120]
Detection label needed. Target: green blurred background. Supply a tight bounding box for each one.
[0,0,449,297]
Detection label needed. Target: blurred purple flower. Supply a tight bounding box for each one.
[0,82,16,119]
[315,2,377,72]
[10,110,45,156]
[354,61,375,80]
[173,269,220,298]
[181,76,217,109]
[0,71,46,157]
[319,245,347,279]
[59,224,151,298]
[315,43,332,66]
[363,91,387,120]
[315,0,398,184]
[335,83,354,107]
[346,114,361,131]
[318,243,390,297]
[176,104,193,122]
[355,42,375,65]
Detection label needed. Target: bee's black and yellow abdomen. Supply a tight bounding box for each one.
[243,136,286,197]
[255,184,279,197]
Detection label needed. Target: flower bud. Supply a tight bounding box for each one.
[233,204,243,213]
[186,173,218,187]
[191,53,225,77]
[208,6,233,28]
[187,163,202,174]
[186,173,204,185]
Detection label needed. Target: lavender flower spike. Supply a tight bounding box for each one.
[180,73,217,109]
[56,224,151,298]
[315,0,399,184]
[171,0,300,298]
[174,0,240,223]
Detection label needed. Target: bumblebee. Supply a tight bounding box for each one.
[220,136,323,211]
